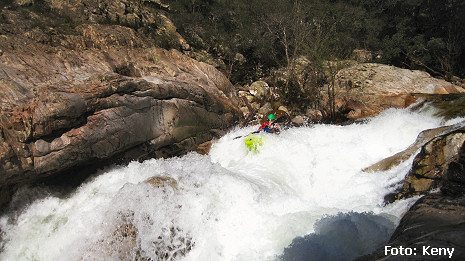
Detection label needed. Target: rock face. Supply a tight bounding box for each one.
[364,122,465,174]
[357,194,465,260]
[333,63,465,119]
[0,3,241,207]
[248,63,465,124]
[358,119,465,260]
[400,128,465,198]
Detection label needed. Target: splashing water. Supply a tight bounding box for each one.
[0,108,461,260]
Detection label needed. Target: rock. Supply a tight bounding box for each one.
[278,106,289,115]
[240,106,250,117]
[443,143,465,196]
[291,116,307,125]
[415,93,465,120]
[249,81,270,101]
[347,108,363,119]
[250,102,261,111]
[145,176,178,190]
[364,122,465,172]
[76,24,145,49]
[358,120,465,260]
[0,5,241,207]
[195,141,212,155]
[365,119,465,199]
[258,102,273,114]
[332,63,465,119]
[398,127,465,198]
[351,49,372,63]
[155,14,189,50]
[357,194,465,260]
[107,211,139,259]
[306,109,323,122]
[238,90,248,97]
[3,0,187,51]
[100,209,194,260]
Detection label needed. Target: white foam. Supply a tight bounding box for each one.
[0,108,459,260]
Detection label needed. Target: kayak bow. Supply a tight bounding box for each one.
[244,133,263,151]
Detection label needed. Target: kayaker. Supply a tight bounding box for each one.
[258,114,280,133]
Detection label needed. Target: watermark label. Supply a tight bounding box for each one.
[384,245,454,258]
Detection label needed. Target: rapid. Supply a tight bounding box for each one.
[0,107,462,260]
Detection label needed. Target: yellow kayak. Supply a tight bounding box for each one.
[244,133,264,151]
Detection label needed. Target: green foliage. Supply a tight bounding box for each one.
[372,0,465,78]
[280,75,301,106]
[0,0,14,10]
[168,0,465,81]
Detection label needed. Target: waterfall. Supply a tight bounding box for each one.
[1,107,462,260]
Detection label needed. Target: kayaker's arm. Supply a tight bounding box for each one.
[258,122,268,130]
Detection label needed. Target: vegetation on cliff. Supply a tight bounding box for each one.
[2,0,464,122]
[168,0,465,84]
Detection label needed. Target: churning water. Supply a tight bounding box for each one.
[1,107,462,261]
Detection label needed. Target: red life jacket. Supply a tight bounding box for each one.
[258,121,280,133]
[258,122,268,130]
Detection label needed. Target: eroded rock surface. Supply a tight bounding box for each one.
[357,194,465,260]
[0,3,241,207]
[358,119,465,260]
[333,63,465,119]
[398,126,465,198]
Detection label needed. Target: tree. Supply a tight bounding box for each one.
[168,0,465,83]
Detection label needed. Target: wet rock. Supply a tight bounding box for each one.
[306,109,323,122]
[145,176,178,190]
[195,141,212,155]
[415,93,465,120]
[99,210,194,260]
[357,194,465,261]
[291,116,307,125]
[358,121,465,261]
[399,128,465,198]
[364,123,465,173]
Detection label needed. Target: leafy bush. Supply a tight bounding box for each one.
[168,0,465,82]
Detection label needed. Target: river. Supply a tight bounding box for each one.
[0,106,462,260]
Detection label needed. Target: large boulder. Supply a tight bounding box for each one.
[357,194,465,260]
[364,123,465,173]
[399,129,465,198]
[249,81,270,101]
[0,5,241,207]
[364,94,465,175]
[358,103,465,260]
[357,138,465,260]
[333,63,465,119]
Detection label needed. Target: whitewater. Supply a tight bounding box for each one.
[0,107,462,260]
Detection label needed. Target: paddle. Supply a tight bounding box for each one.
[233,130,259,140]
[233,115,287,140]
